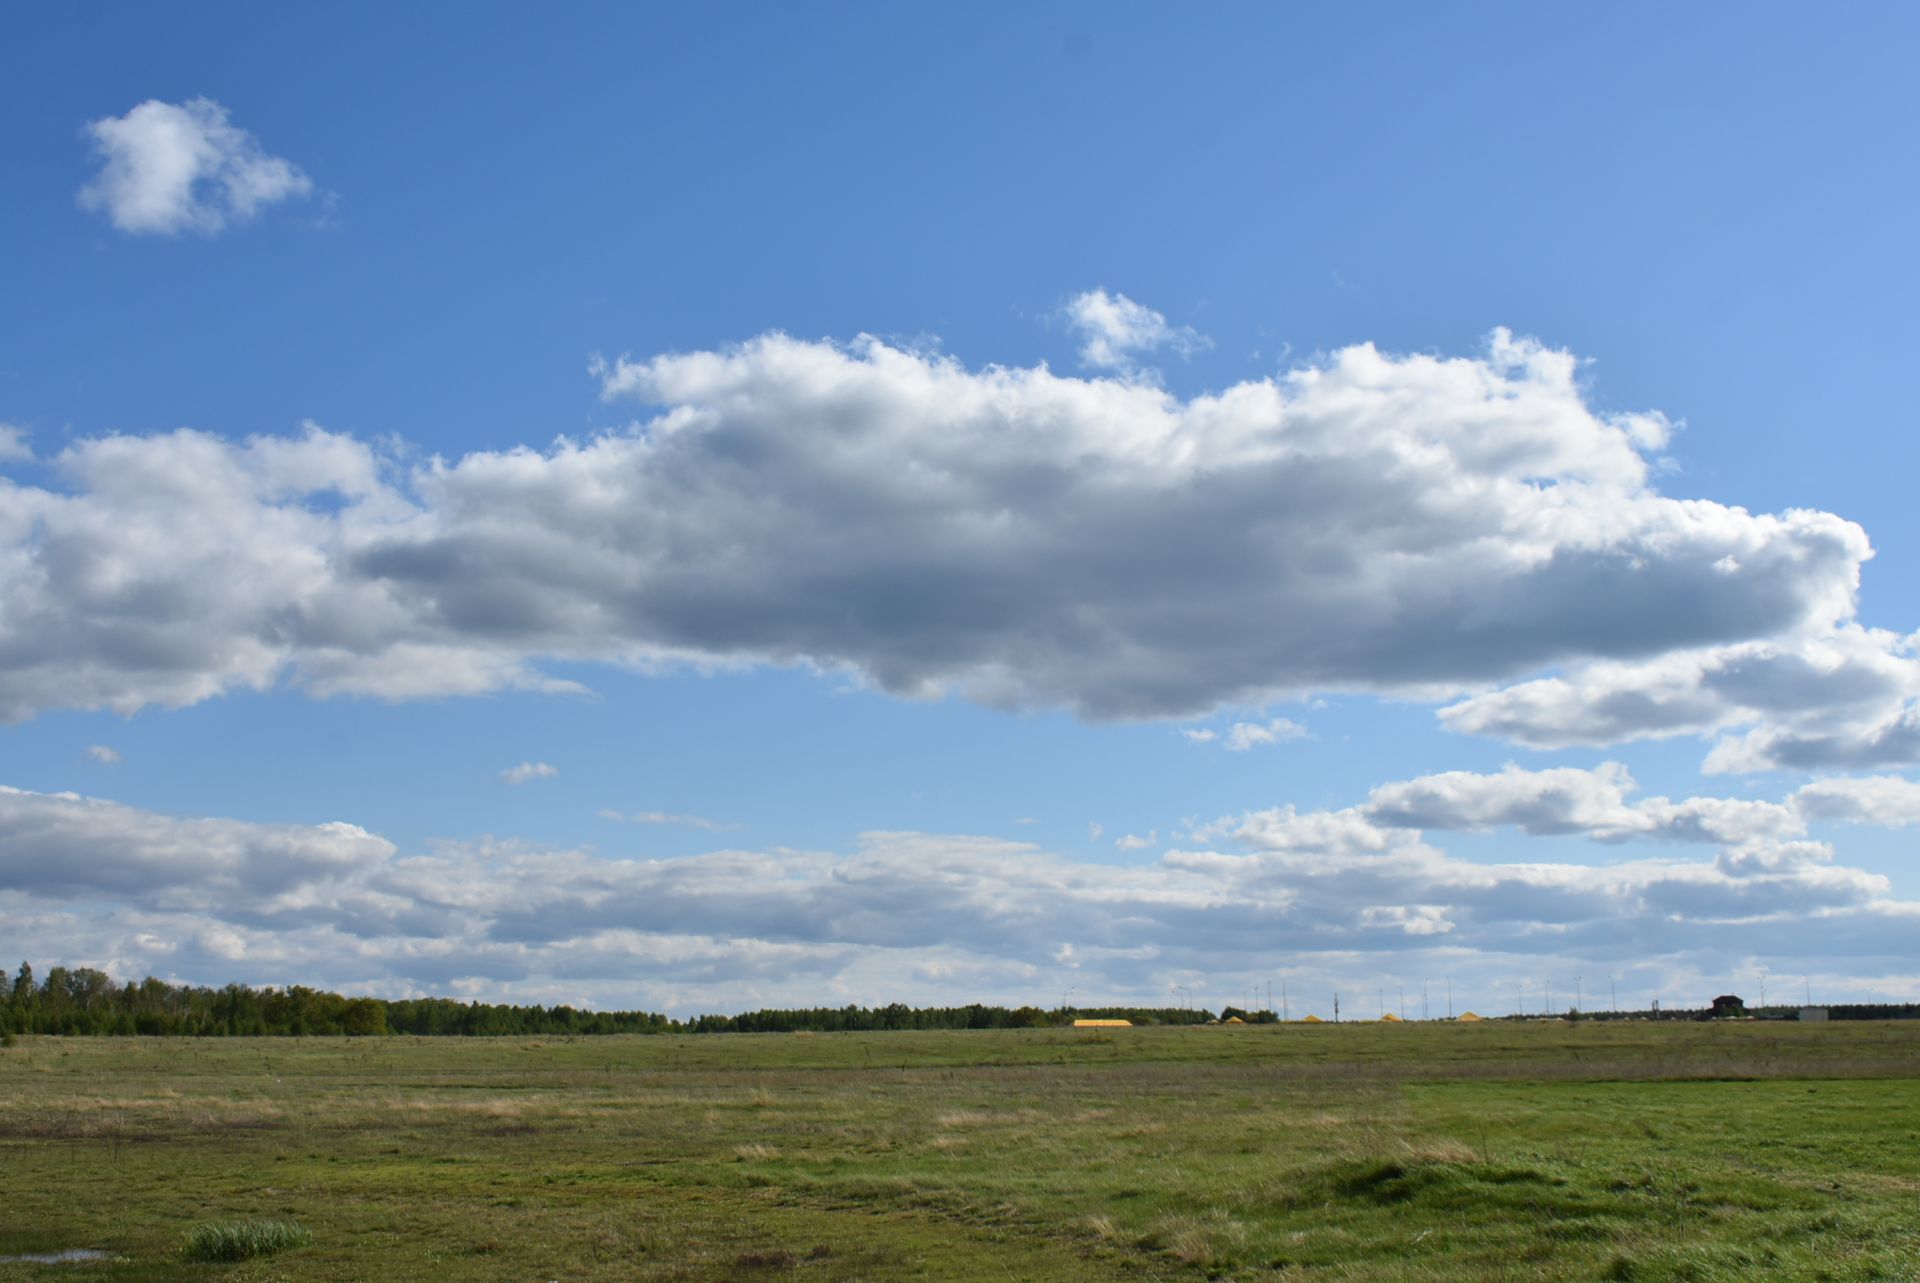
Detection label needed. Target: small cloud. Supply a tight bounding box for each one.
[0,424,31,463]
[1088,821,1104,842]
[1114,829,1157,851]
[627,809,737,832]
[500,762,558,786]
[1225,718,1308,752]
[1062,288,1209,375]
[596,808,626,821]
[1013,816,1040,826]
[1181,728,1218,744]
[86,745,122,766]
[78,97,314,236]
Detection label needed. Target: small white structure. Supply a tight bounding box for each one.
[1799,1006,1830,1023]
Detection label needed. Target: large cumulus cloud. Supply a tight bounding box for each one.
[0,329,1874,727]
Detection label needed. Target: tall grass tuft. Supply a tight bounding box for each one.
[181,1219,312,1262]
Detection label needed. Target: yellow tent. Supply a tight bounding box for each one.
[1223,1016,1245,1025]
[1380,1012,1404,1023]
[1301,1014,1323,1023]
[1458,1011,1485,1022]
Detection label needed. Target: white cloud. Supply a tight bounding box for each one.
[624,809,735,832]
[85,745,122,766]
[500,762,557,786]
[1442,626,1920,773]
[1,778,1912,1014]
[0,783,388,907]
[0,332,1872,736]
[0,425,31,463]
[1224,717,1307,751]
[1087,821,1104,842]
[1062,288,1209,374]
[1181,728,1218,744]
[1115,829,1157,850]
[78,98,314,236]
[1791,775,1920,827]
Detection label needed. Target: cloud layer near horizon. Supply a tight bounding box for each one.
[2,767,1914,1014]
[1,328,1905,768]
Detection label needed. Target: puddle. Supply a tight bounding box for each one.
[0,1250,110,1264]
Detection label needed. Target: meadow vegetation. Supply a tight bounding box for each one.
[2,1020,1916,1281]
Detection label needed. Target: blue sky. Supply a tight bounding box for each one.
[2,5,1917,1016]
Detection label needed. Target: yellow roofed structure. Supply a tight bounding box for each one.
[1223,1016,1245,1024]
[1457,1011,1485,1022]
[1072,1019,1132,1028]
[1301,1014,1323,1023]
[1380,1012,1404,1023]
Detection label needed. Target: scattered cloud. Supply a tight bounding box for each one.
[1180,728,1218,744]
[0,783,388,907]
[0,425,31,463]
[85,744,123,766]
[0,332,1871,762]
[1442,626,1920,773]
[2,777,1914,1014]
[1062,288,1209,374]
[78,98,313,236]
[1224,718,1308,751]
[1791,775,1920,827]
[1115,829,1158,850]
[617,809,736,832]
[1087,821,1104,842]
[499,762,557,786]
[1013,816,1040,826]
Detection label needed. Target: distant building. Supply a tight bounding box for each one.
[1457,1011,1485,1022]
[1379,1012,1404,1023]
[1799,1007,1829,1023]
[1072,1018,1132,1028]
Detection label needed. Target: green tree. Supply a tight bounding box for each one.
[341,998,387,1037]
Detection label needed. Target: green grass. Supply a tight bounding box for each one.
[179,1220,311,1263]
[1,1021,1917,1280]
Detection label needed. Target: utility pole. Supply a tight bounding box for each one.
[1422,979,1429,1022]
[1334,993,1340,1023]
[1281,979,1289,1023]
[1379,987,1385,1020]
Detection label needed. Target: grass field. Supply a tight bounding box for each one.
[2,1021,1918,1281]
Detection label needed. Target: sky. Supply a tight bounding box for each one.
[2,4,1917,1018]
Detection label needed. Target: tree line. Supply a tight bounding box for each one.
[0,962,1212,1038]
